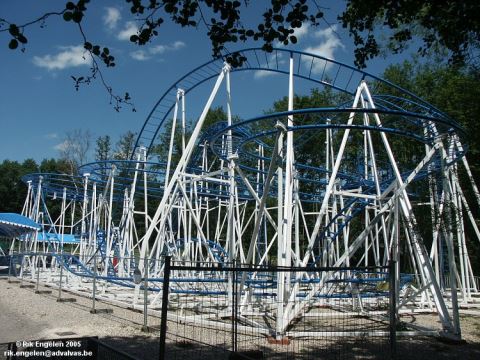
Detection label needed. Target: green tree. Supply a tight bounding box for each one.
[0,159,38,213]
[39,158,71,174]
[339,0,480,68]
[268,87,349,112]
[382,61,480,174]
[95,135,112,162]
[114,131,137,160]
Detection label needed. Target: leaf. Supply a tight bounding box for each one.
[8,39,18,50]
[84,42,92,50]
[65,2,75,10]
[17,34,28,44]
[72,12,83,23]
[63,12,73,22]
[8,24,19,36]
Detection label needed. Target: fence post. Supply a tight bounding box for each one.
[231,260,238,354]
[389,261,397,360]
[58,253,64,300]
[35,254,40,293]
[20,254,25,286]
[7,254,12,282]
[91,254,97,313]
[159,256,171,360]
[142,257,149,332]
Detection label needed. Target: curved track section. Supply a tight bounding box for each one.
[133,48,462,158]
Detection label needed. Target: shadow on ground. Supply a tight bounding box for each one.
[95,334,480,360]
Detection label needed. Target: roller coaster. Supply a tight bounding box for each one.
[9,48,480,339]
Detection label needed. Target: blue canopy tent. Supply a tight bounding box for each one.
[0,213,41,271]
[0,213,41,238]
[36,233,80,244]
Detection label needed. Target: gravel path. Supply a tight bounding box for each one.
[1,277,480,359]
[0,278,161,359]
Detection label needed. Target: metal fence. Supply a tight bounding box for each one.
[160,258,397,360]
[1,253,397,359]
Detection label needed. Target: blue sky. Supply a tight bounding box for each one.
[0,1,411,163]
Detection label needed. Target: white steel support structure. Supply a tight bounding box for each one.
[13,50,480,341]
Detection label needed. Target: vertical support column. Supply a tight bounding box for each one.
[90,254,97,313]
[452,173,467,302]
[142,257,149,331]
[225,64,237,308]
[389,260,397,360]
[294,178,300,266]
[393,191,400,318]
[283,52,295,273]
[276,54,294,338]
[105,166,116,277]
[165,91,183,188]
[35,254,40,293]
[60,188,67,256]
[57,253,64,301]
[142,147,149,233]
[231,261,238,353]
[363,124,369,266]
[226,64,235,263]
[32,176,43,257]
[80,173,90,262]
[181,90,186,153]
[424,123,441,287]
[276,127,285,338]
[441,150,462,337]
[21,180,32,216]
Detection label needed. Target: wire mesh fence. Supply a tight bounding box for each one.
[161,258,396,360]
[1,252,396,359]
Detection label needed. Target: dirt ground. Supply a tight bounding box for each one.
[0,277,479,359]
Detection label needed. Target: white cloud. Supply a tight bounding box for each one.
[172,41,186,50]
[117,21,138,41]
[130,41,186,61]
[292,24,310,41]
[54,140,68,151]
[32,45,91,71]
[252,25,344,79]
[150,41,185,54]
[44,133,58,140]
[304,26,344,73]
[254,52,286,79]
[130,50,150,61]
[254,70,278,79]
[103,7,121,30]
[274,24,310,48]
[149,45,167,55]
